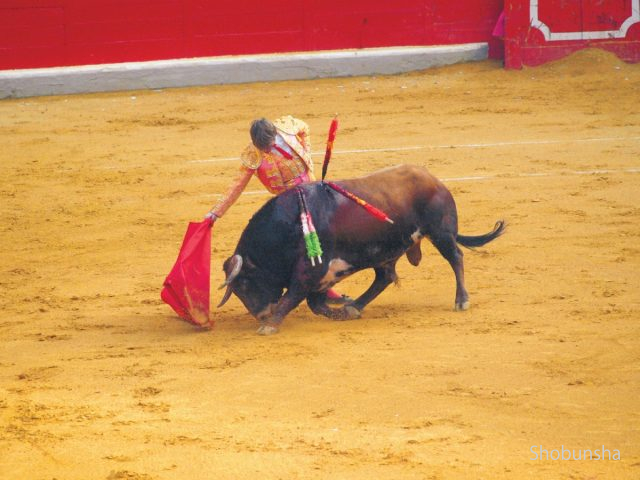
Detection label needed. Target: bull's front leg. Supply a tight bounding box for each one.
[257,285,308,336]
[307,292,361,321]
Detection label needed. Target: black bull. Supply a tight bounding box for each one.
[219,165,505,335]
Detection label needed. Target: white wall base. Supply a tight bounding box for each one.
[0,43,488,99]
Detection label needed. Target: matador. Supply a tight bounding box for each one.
[206,116,349,304]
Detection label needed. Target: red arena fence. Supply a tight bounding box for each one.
[1,1,638,71]
[1,0,502,70]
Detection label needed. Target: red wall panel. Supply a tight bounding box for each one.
[582,0,633,31]
[505,0,640,68]
[538,0,582,33]
[0,0,503,70]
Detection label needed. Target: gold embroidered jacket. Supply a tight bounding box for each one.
[210,116,315,218]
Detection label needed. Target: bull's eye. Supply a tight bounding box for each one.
[236,277,251,291]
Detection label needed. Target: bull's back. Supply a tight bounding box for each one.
[333,164,444,227]
[342,165,440,207]
[313,165,449,260]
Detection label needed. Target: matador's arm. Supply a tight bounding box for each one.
[208,166,253,219]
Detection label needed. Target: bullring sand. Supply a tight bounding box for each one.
[1,49,639,479]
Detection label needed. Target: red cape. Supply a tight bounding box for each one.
[161,219,212,327]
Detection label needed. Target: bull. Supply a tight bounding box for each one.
[218,164,505,335]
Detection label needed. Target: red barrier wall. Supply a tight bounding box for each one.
[504,0,640,68]
[0,0,503,70]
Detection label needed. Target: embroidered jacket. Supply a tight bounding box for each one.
[210,116,315,218]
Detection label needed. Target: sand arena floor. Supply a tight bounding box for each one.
[1,49,639,479]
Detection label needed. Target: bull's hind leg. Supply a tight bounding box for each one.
[431,233,469,311]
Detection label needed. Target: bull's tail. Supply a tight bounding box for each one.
[456,220,506,249]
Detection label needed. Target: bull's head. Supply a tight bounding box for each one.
[218,254,283,321]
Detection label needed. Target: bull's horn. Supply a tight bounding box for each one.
[218,254,243,290]
[217,286,233,308]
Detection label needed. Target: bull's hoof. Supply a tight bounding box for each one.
[257,324,279,335]
[455,300,470,311]
[344,305,361,319]
[326,294,354,306]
